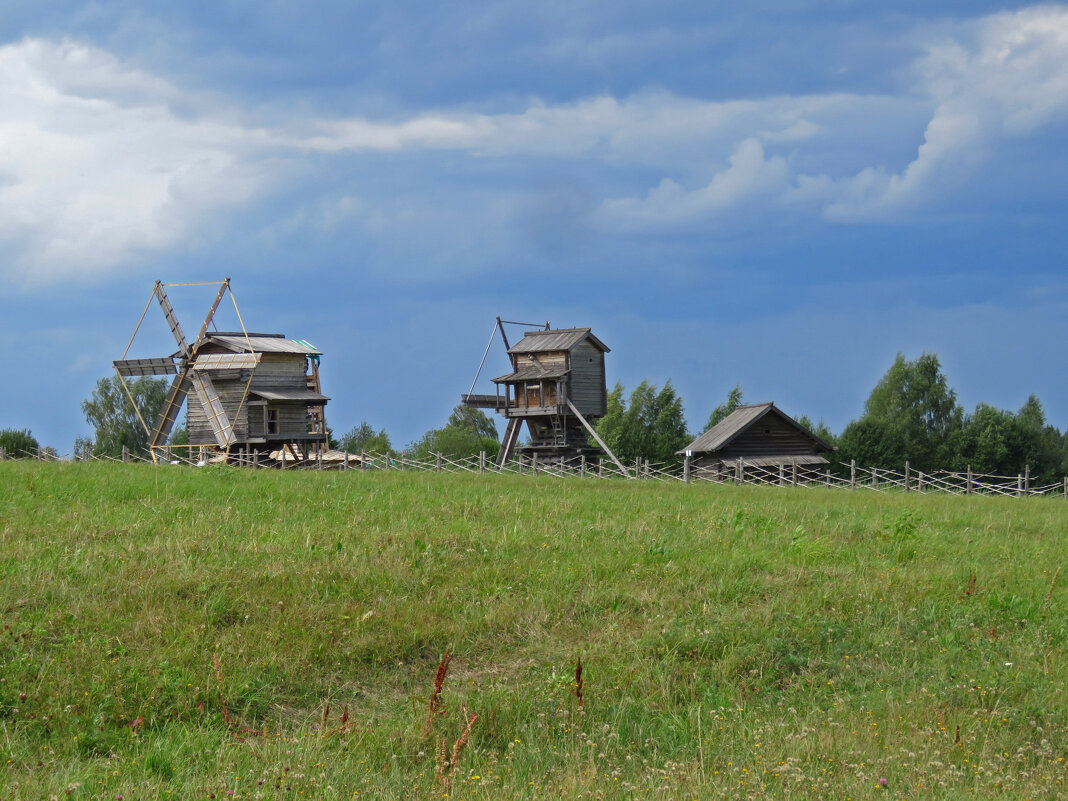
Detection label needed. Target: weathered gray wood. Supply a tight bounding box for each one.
[904,461,910,492]
[684,455,691,483]
[122,445,129,463]
[1025,464,1031,495]
[792,461,798,487]
[850,459,856,490]
[872,468,877,488]
[479,450,486,473]
[1017,473,1023,497]
[581,454,587,477]
[967,465,973,495]
[436,452,443,471]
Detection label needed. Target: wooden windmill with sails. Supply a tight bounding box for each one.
[112,279,329,464]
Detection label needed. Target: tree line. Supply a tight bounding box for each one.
[4,353,1065,483]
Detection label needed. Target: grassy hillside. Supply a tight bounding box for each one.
[1,461,1066,799]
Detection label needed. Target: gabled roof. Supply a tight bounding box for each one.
[202,333,321,355]
[507,327,609,355]
[678,402,835,455]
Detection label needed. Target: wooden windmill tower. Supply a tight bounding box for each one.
[112,279,329,464]
[462,318,626,471]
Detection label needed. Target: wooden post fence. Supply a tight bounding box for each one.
[904,461,910,492]
[850,459,856,490]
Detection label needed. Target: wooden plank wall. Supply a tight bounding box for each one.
[568,341,606,418]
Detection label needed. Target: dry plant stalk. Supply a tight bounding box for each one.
[423,648,452,735]
[573,657,584,710]
[321,703,331,736]
[450,703,478,773]
[436,736,448,785]
[213,652,231,726]
[1043,566,1062,619]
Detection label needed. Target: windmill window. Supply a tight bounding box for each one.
[266,408,278,435]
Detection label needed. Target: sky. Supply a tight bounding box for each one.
[2,1,1068,452]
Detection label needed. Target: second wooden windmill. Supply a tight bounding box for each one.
[462,318,626,471]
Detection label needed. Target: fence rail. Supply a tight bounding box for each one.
[2,445,1065,499]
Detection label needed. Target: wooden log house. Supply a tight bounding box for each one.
[678,402,833,479]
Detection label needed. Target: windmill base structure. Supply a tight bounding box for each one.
[462,318,627,473]
[113,279,329,466]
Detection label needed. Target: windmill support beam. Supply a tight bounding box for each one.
[566,399,629,477]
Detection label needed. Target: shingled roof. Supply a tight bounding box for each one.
[679,402,835,455]
[507,328,609,355]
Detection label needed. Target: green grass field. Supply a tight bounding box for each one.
[1,461,1066,799]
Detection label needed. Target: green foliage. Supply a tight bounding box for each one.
[595,380,689,466]
[950,396,1064,483]
[0,428,38,458]
[796,414,837,447]
[168,423,189,447]
[705,384,744,430]
[81,375,171,458]
[409,404,500,459]
[839,353,962,471]
[338,421,393,454]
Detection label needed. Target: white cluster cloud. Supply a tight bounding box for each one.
[1,5,1067,283]
[0,39,270,285]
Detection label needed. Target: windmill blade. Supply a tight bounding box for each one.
[150,370,192,448]
[113,357,178,377]
[190,371,234,447]
[154,281,190,357]
[192,352,261,371]
[189,279,230,353]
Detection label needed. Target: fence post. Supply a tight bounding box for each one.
[736,458,745,485]
[904,461,910,492]
[1017,473,1023,497]
[598,459,603,478]
[791,460,798,487]
[581,454,587,477]
[1063,476,1067,499]
[121,445,129,463]
[317,448,323,470]
[400,453,406,471]
[684,454,691,484]
[825,468,830,488]
[532,456,539,476]
[872,468,877,489]
[436,452,443,471]
[850,459,856,490]
[254,450,260,469]
[1025,464,1030,496]
[967,465,973,495]
[479,450,486,474]
[917,471,924,492]
[559,455,565,474]
[0,446,6,460]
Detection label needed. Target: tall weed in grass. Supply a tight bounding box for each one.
[0,460,1066,798]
